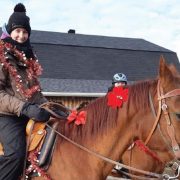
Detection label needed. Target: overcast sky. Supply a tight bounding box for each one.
[0,0,180,61]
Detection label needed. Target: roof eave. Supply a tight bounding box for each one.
[42,91,106,97]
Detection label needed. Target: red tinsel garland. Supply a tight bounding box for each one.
[26,149,51,180]
[134,140,162,163]
[0,41,42,99]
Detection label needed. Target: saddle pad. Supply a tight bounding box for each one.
[27,120,46,152]
[38,121,59,167]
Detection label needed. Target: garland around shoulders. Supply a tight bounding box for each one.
[0,40,43,99]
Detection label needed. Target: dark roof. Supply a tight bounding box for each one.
[0,28,179,94]
[31,30,171,52]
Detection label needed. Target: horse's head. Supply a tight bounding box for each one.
[159,55,180,93]
[158,56,180,158]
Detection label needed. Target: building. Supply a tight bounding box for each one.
[1,28,179,108]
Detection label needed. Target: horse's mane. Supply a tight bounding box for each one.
[57,79,158,142]
[127,79,158,112]
[58,96,119,142]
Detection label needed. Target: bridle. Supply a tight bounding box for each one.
[145,80,180,158]
[124,80,180,179]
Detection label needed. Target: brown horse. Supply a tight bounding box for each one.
[33,57,180,180]
[117,59,180,178]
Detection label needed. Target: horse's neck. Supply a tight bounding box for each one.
[51,137,117,179]
[47,104,139,180]
[53,118,131,179]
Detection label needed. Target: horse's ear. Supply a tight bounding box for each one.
[159,55,174,86]
[169,64,180,76]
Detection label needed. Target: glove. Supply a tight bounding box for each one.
[48,103,69,119]
[21,102,51,122]
[52,108,69,118]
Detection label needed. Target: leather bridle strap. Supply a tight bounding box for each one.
[160,86,180,158]
[145,81,180,151]
[149,91,173,154]
[145,81,162,145]
[158,89,180,100]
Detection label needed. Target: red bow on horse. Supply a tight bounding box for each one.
[67,110,87,125]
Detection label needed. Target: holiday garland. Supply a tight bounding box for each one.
[26,149,51,180]
[0,40,43,99]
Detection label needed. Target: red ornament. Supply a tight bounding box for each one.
[107,87,129,108]
[67,110,87,125]
[67,110,78,123]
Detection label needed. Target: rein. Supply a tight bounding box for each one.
[40,101,71,119]
[44,122,160,179]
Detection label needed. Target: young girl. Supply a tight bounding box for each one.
[108,73,128,92]
[0,3,51,179]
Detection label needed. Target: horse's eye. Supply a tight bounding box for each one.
[176,113,180,120]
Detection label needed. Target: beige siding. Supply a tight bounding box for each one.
[46,96,97,110]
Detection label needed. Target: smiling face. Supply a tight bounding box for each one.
[10,27,29,43]
[114,81,126,87]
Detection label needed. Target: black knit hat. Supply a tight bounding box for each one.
[6,3,31,36]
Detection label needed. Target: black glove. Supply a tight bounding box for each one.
[48,104,69,119]
[21,102,51,122]
[52,108,69,118]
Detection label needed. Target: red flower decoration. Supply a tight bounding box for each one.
[107,87,129,108]
[67,110,87,125]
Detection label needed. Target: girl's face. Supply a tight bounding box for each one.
[10,28,28,43]
[114,82,126,87]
